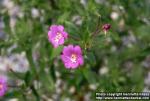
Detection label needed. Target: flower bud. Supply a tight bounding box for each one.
[102,24,111,36]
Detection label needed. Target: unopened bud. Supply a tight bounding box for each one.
[102,24,111,36]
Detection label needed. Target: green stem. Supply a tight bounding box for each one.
[92,16,102,37]
[69,35,80,41]
[8,68,23,79]
[22,93,28,101]
[30,85,40,101]
[8,85,21,88]
[26,50,38,76]
[48,0,58,9]
[26,50,40,101]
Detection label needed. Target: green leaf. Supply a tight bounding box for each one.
[82,67,97,84]
[50,46,63,60]
[24,71,33,86]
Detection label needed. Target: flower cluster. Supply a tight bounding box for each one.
[0,23,110,97]
[48,24,110,69]
[48,25,84,69]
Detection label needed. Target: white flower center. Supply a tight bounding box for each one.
[70,54,77,63]
[0,84,3,90]
[54,32,62,42]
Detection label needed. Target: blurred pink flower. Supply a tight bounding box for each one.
[0,76,7,97]
[61,45,84,69]
[48,25,68,48]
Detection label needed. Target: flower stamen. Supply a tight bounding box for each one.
[54,32,62,42]
[70,54,77,63]
[0,84,3,90]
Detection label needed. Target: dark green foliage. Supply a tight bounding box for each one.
[1,0,150,100]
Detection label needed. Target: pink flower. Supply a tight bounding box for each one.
[0,76,7,97]
[48,25,68,48]
[61,45,84,69]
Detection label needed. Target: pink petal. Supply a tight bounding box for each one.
[58,37,64,45]
[48,31,52,41]
[62,31,68,38]
[78,55,84,65]
[64,63,71,69]
[61,55,70,63]
[68,45,74,51]
[58,25,64,31]
[52,40,59,48]
[70,62,79,69]
[48,31,52,36]
[74,45,82,55]
[50,25,57,30]
[61,55,71,69]
[63,49,71,56]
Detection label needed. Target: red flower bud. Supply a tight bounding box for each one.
[102,24,111,31]
[102,24,111,36]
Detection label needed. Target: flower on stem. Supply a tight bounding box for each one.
[0,76,7,97]
[102,24,111,36]
[61,45,84,69]
[48,25,68,48]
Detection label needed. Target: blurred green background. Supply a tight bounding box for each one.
[0,0,150,101]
